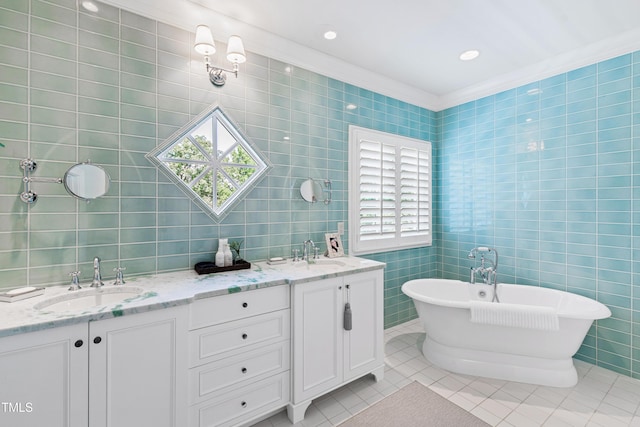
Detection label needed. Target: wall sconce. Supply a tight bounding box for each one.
[194,25,246,87]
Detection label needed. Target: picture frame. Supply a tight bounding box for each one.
[325,233,344,258]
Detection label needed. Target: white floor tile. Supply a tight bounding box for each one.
[504,409,545,427]
[314,397,346,420]
[604,395,638,416]
[258,320,640,427]
[455,385,489,407]
[448,390,479,411]
[499,381,536,402]
[429,373,468,398]
[542,414,581,427]
[471,405,504,426]
[547,407,591,427]
[328,389,364,411]
[514,400,554,425]
[346,401,367,415]
[419,364,449,383]
[477,396,514,420]
[327,410,351,425]
[467,378,501,398]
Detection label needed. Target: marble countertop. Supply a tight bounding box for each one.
[0,256,384,338]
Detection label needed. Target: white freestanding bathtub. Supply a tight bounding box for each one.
[401,279,611,387]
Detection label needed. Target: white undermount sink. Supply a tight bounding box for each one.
[34,286,145,313]
[293,259,346,268]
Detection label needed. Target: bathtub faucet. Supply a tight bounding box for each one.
[468,247,499,302]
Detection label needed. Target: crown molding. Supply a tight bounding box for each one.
[99,0,640,113]
[99,0,441,111]
[437,27,640,111]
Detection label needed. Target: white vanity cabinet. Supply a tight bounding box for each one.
[88,305,187,427]
[0,323,89,427]
[0,257,385,427]
[0,306,187,427]
[187,286,290,427]
[288,269,385,423]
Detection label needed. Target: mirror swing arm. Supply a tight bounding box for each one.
[19,158,110,204]
[323,179,332,204]
[19,159,61,204]
[300,177,332,204]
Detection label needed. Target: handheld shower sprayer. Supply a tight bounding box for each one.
[468,247,496,265]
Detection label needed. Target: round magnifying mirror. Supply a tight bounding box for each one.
[63,163,111,200]
[300,178,323,203]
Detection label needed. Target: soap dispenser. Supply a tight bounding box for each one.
[223,241,233,266]
[215,238,227,267]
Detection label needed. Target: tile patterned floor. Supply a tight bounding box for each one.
[256,319,640,427]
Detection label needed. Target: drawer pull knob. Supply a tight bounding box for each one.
[242,333,248,340]
[93,336,102,344]
[74,339,83,348]
[241,401,247,408]
[242,302,248,308]
[241,367,247,374]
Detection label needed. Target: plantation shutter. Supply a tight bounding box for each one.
[358,139,396,241]
[349,126,432,255]
[400,147,431,237]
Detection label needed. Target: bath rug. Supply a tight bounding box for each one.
[338,381,490,427]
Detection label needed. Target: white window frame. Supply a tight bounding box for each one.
[348,125,432,255]
[146,104,270,222]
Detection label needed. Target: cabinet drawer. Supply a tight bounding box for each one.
[189,309,290,366]
[189,341,289,404]
[189,372,290,427]
[189,286,289,330]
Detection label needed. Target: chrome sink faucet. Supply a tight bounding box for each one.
[69,271,81,291]
[302,239,317,262]
[90,257,104,287]
[113,267,126,286]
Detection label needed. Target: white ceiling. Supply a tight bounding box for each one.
[102,0,640,111]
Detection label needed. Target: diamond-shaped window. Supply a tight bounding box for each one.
[147,105,270,221]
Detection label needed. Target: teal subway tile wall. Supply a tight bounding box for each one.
[1,0,639,379]
[436,53,640,377]
[0,0,436,328]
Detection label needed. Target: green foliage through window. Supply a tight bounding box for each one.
[147,106,270,221]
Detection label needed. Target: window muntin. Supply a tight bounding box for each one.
[147,105,269,221]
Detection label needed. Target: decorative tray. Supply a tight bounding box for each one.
[194,260,251,275]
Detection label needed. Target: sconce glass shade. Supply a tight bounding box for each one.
[194,25,216,55]
[226,35,246,63]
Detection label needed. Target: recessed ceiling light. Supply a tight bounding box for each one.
[345,103,357,110]
[81,1,99,12]
[324,30,337,40]
[459,50,480,61]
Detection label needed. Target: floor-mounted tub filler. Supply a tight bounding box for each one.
[402,278,611,387]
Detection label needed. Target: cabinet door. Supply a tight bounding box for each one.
[292,277,343,403]
[0,323,88,427]
[343,270,384,381]
[89,306,187,427]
